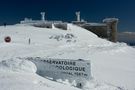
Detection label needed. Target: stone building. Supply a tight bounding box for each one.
[20,12,119,42]
[72,12,119,42]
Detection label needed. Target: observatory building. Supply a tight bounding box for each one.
[20,12,118,42]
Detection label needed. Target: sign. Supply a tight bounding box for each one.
[4,36,11,43]
[26,57,91,86]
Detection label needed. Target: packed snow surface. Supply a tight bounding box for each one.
[0,24,135,90]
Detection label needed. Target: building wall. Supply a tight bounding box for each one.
[54,23,68,30]
[72,18,118,42]
[82,25,108,39]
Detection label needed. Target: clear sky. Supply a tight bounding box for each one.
[0,0,135,32]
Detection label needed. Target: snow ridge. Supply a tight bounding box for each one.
[0,24,135,90]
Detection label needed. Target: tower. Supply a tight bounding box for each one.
[103,18,119,42]
[40,12,45,21]
[76,11,80,22]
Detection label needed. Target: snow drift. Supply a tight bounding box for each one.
[0,24,135,90]
[0,58,37,73]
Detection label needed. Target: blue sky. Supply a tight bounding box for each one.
[0,0,135,32]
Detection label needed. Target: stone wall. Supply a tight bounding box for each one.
[54,23,68,30]
[72,18,119,42]
[82,25,108,39]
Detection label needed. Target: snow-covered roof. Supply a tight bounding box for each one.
[20,19,63,25]
[83,23,107,26]
[103,18,119,23]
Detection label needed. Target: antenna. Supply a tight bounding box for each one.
[40,12,45,21]
[76,11,80,22]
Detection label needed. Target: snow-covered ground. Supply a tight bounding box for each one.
[0,24,135,90]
